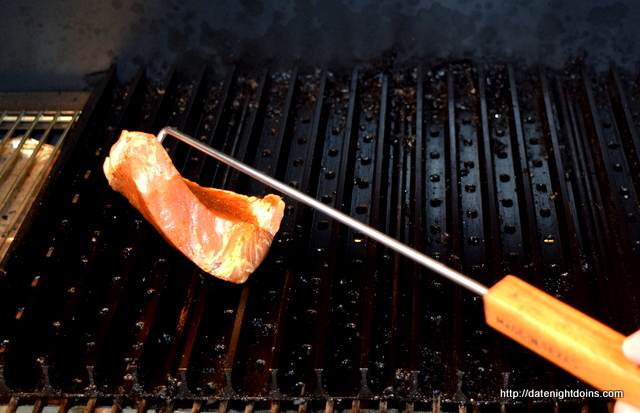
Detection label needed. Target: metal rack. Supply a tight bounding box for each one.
[0,61,639,409]
[0,111,80,259]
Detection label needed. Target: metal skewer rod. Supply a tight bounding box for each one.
[158,127,489,297]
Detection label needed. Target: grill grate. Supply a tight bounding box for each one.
[0,396,617,413]
[0,111,79,259]
[1,61,639,410]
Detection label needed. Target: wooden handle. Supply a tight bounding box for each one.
[484,275,640,407]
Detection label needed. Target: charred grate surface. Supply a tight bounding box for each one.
[1,61,640,409]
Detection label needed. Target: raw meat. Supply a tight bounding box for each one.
[103,130,284,283]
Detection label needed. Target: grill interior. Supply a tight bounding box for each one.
[1,60,640,411]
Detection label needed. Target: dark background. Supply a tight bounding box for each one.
[1,0,638,91]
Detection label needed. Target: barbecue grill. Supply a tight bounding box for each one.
[2,1,640,412]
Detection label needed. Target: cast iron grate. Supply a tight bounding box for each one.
[0,60,639,411]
